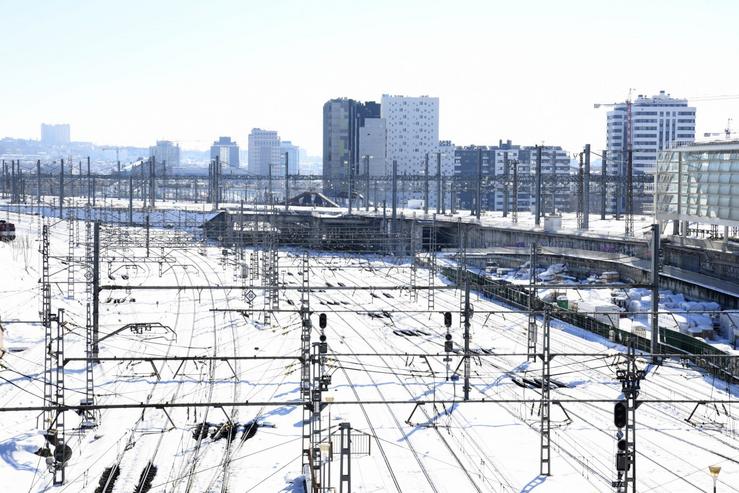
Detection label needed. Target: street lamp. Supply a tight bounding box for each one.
[709,465,721,493]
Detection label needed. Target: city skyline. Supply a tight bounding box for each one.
[1,1,738,155]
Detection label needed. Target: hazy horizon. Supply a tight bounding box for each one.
[2,0,738,155]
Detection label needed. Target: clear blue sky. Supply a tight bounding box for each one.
[1,0,738,155]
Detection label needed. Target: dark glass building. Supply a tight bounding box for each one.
[322,98,380,198]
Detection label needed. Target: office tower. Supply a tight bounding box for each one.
[248,128,281,176]
[210,136,240,168]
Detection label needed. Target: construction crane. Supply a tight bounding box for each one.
[703,118,736,140]
[101,146,121,164]
[594,89,635,236]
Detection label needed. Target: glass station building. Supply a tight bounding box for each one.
[655,141,739,239]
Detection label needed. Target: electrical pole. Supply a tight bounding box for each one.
[391,160,397,235]
[650,224,661,361]
[59,159,65,220]
[540,313,552,476]
[284,152,290,212]
[424,153,429,215]
[613,340,644,493]
[475,148,482,220]
[92,221,100,359]
[436,152,442,214]
[463,280,472,401]
[339,422,352,493]
[348,157,353,214]
[535,145,543,226]
[528,242,539,361]
[365,155,370,212]
[584,144,591,230]
[625,149,634,237]
[503,151,509,217]
[601,150,607,220]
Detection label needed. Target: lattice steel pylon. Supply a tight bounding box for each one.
[540,313,552,476]
[41,224,53,429]
[511,159,518,224]
[427,214,437,310]
[300,253,313,473]
[262,248,271,329]
[409,220,418,302]
[615,338,644,493]
[51,308,66,485]
[66,213,75,299]
[81,303,97,428]
[527,243,539,361]
[577,153,585,230]
[625,149,634,237]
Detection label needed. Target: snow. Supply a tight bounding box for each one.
[0,207,737,492]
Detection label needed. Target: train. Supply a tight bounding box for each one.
[0,220,16,241]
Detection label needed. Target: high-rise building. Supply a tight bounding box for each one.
[606,90,695,213]
[40,123,70,145]
[382,94,439,175]
[210,136,240,168]
[524,145,570,213]
[148,140,180,169]
[358,117,386,176]
[248,128,281,176]
[322,98,381,197]
[280,140,300,175]
[454,140,530,212]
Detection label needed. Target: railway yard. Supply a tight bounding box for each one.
[0,203,737,493]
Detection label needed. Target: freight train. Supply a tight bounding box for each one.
[0,220,15,241]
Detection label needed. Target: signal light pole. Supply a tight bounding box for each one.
[613,339,645,492]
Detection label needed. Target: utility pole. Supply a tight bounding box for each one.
[92,221,100,359]
[528,242,539,361]
[339,422,352,493]
[87,156,91,206]
[364,155,370,212]
[463,280,471,401]
[59,159,65,220]
[424,153,429,215]
[625,149,634,237]
[503,151,509,217]
[535,145,543,226]
[540,313,552,476]
[128,175,133,226]
[348,157,353,214]
[601,150,607,220]
[391,160,397,235]
[583,144,591,230]
[650,224,661,361]
[284,152,290,212]
[436,152,442,214]
[36,159,41,214]
[475,148,482,220]
[512,159,518,224]
[577,152,585,230]
[613,340,645,493]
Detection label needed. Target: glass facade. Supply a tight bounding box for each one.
[655,141,739,228]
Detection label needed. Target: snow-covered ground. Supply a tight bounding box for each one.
[476,261,738,354]
[0,212,737,492]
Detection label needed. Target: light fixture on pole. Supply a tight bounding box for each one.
[709,465,721,493]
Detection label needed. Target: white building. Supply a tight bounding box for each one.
[148,140,180,168]
[606,90,695,212]
[41,123,70,145]
[248,128,281,176]
[381,94,439,175]
[279,140,300,175]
